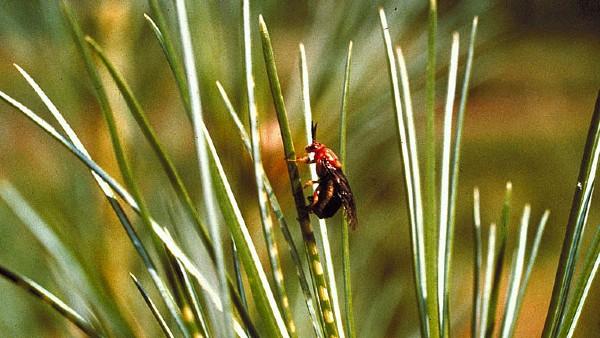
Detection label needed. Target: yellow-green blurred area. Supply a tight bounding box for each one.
[0,0,599,337]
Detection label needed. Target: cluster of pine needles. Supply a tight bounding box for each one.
[0,1,598,337]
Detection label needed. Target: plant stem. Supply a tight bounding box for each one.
[130,274,176,338]
[472,188,482,338]
[259,15,339,338]
[379,9,428,337]
[243,1,296,335]
[559,226,600,338]
[425,2,440,335]
[499,205,531,338]
[339,41,356,338]
[437,32,459,337]
[479,223,497,338]
[299,43,346,338]
[217,82,323,338]
[0,264,103,338]
[485,182,512,337]
[445,18,479,336]
[543,91,600,338]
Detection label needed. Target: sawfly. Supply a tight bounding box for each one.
[292,122,358,229]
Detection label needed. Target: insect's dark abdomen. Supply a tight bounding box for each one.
[311,179,342,218]
[313,194,341,218]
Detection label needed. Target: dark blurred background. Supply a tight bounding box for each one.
[0,0,598,337]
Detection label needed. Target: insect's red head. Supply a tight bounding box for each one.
[305,141,324,153]
[305,121,324,153]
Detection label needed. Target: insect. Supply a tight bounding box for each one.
[293,122,357,229]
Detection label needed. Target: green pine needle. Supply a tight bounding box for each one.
[338,40,356,338]
[0,264,102,338]
[543,91,600,337]
[217,82,322,337]
[130,274,176,338]
[259,13,338,338]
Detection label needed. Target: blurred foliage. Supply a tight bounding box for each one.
[0,0,599,337]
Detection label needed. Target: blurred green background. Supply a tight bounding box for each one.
[0,0,599,337]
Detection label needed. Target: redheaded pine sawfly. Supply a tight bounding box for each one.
[294,122,358,230]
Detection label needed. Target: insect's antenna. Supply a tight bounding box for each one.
[311,121,318,142]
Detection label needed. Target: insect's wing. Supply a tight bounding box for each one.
[325,163,358,229]
[340,181,358,230]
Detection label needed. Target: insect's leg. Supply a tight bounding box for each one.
[303,179,320,189]
[310,186,320,209]
[287,155,314,164]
